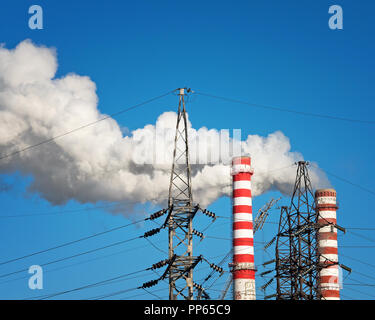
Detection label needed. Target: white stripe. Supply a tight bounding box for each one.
[232,164,252,175]
[320,254,338,263]
[234,279,256,300]
[318,211,337,219]
[233,197,252,206]
[234,246,254,255]
[316,196,336,205]
[320,267,339,277]
[234,212,253,223]
[319,226,337,233]
[233,181,251,190]
[320,283,340,290]
[322,297,340,300]
[319,239,338,248]
[234,229,253,239]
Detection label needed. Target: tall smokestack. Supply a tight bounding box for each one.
[315,188,340,300]
[231,156,256,300]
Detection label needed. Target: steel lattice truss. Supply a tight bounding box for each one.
[167,88,200,300]
[275,161,320,300]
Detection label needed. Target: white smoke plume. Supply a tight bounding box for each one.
[0,40,329,211]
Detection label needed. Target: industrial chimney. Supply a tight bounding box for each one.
[315,188,340,300]
[231,156,256,300]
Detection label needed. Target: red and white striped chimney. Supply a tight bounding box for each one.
[232,156,256,300]
[315,188,340,300]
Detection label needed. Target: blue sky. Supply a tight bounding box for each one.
[0,0,375,300]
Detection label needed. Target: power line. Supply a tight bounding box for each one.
[35,268,150,300]
[145,237,168,255]
[344,286,375,299]
[195,91,375,124]
[0,201,131,219]
[120,286,168,300]
[341,245,375,248]
[340,252,375,270]
[0,218,146,266]
[91,286,140,300]
[0,91,173,162]
[141,287,163,300]
[340,293,356,300]
[346,230,375,244]
[311,164,375,197]
[0,236,141,279]
[0,242,154,286]
[350,269,375,282]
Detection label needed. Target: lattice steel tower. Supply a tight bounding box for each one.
[275,161,320,300]
[167,88,200,300]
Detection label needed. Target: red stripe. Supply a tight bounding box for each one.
[233,221,253,230]
[315,191,336,197]
[233,173,251,182]
[320,260,337,266]
[320,276,339,284]
[321,290,340,298]
[316,206,337,211]
[232,157,251,165]
[233,206,252,214]
[318,233,338,241]
[233,189,251,197]
[234,254,254,263]
[319,247,338,255]
[233,270,255,280]
[233,238,254,246]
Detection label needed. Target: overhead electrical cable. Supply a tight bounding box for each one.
[0,242,152,286]
[0,236,141,279]
[345,230,375,244]
[195,91,375,124]
[90,286,140,300]
[0,90,173,161]
[0,218,146,266]
[311,164,375,197]
[36,268,150,300]
[340,252,375,270]
[0,201,131,219]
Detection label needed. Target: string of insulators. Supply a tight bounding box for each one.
[143,227,161,238]
[193,282,204,291]
[151,259,169,270]
[260,269,273,277]
[262,259,275,267]
[209,262,224,274]
[194,283,210,300]
[261,278,274,291]
[264,237,275,249]
[148,208,167,221]
[140,279,159,289]
[201,208,216,220]
[202,291,210,300]
[192,229,204,239]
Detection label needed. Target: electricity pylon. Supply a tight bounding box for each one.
[166,88,200,300]
[274,161,320,300]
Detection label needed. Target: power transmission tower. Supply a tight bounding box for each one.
[166,88,200,300]
[274,161,320,300]
[140,88,219,300]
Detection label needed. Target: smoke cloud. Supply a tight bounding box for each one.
[0,40,329,211]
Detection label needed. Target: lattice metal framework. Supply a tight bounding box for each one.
[275,161,320,300]
[167,88,200,300]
